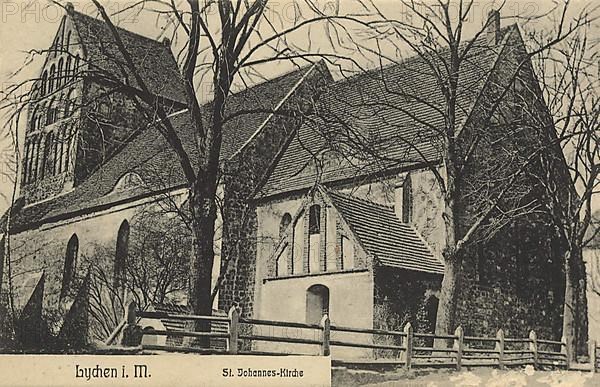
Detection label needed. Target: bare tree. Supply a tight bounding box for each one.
[530,20,599,357]
[0,0,380,341]
[269,0,594,340]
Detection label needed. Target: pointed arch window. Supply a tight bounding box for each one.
[46,98,57,125]
[306,284,329,324]
[308,205,321,273]
[114,220,130,289]
[49,64,56,93]
[30,106,38,130]
[65,57,72,82]
[22,141,31,184]
[41,71,48,96]
[33,135,42,180]
[57,58,64,87]
[64,125,74,173]
[60,234,79,300]
[279,213,292,239]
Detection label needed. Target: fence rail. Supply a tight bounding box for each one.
[115,301,589,371]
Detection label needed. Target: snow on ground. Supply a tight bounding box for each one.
[333,366,600,386]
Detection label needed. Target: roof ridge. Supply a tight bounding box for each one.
[71,10,166,46]
[202,63,315,107]
[327,24,517,90]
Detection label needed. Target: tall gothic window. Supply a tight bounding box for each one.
[57,58,64,87]
[22,141,31,184]
[46,98,56,125]
[49,64,56,93]
[308,205,321,273]
[114,220,130,290]
[306,284,329,324]
[60,234,79,300]
[41,71,48,96]
[65,57,72,82]
[30,106,38,130]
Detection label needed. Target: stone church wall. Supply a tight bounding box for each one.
[4,190,190,337]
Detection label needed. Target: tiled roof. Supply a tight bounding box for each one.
[70,10,186,104]
[257,26,519,199]
[328,190,444,275]
[5,65,320,232]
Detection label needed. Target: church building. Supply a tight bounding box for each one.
[0,6,574,354]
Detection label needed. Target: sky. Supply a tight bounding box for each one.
[0,0,597,215]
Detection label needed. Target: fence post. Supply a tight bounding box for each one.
[320,314,330,356]
[496,329,505,370]
[529,330,538,369]
[590,340,597,373]
[228,306,239,355]
[403,322,413,370]
[454,326,463,371]
[561,335,571,370]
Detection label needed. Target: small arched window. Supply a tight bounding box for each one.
[306,284,329,324]
[49,64,56,93]
[60,234,79,300]
[41,71,48,96]
[279,213,292,239]
[57,58,64,87]
[114,220,130,289]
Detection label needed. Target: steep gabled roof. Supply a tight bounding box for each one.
[327,190,444,275]
[69,9,186,104]
[256,25,520,199]
[5,64,322,232]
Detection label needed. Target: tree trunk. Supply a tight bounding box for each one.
[436,253,461,339]
[562,249,576,362]
[188,172,218,346]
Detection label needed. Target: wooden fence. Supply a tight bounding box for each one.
[115,302,581,371]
